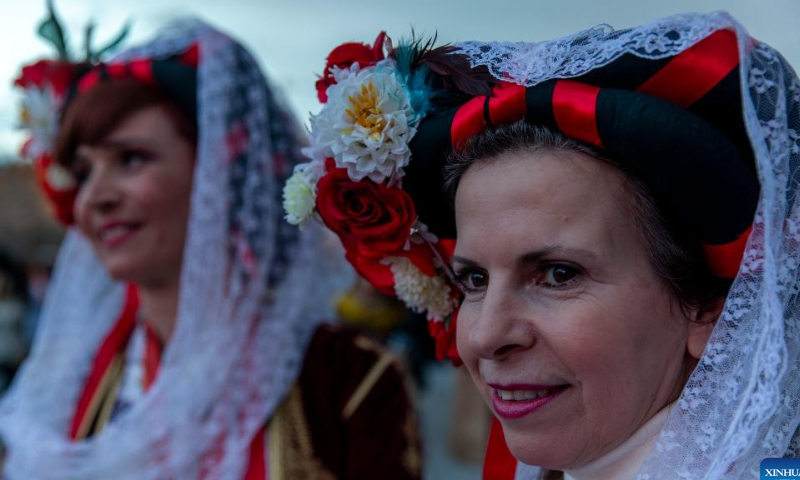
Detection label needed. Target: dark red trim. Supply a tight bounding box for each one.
[451,95,487,148]
[243,425,267,480]
[70,284,139,439]
[128,59,156,84]
[76,70,101,92]
[180,44,201,67]
[636,30,739,107]
[106,63,127,78]
[488,82,527,128]
[552,80,602,148]
[143,323,162,391]
[483,417,517,480]
[702,225,752,278]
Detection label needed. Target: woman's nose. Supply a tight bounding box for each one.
[465,281,536,361]
[76,167,122,216]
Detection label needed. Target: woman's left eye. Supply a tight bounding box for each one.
[121,149,152,166]
[540,264,580,288]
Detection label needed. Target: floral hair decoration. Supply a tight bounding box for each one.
[286,28,762,364]
[14,2,197,225]
[283,33,497,364]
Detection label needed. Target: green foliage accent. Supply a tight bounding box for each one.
[34,0,131,62]
[90,21,131,62]
[83,21,95,61]
[37,0,69,60]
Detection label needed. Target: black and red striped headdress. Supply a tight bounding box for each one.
[406,29,757,279]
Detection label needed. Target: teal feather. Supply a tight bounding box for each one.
[405,65,432,120]
[390,34,497,119]
[393,38,436,121]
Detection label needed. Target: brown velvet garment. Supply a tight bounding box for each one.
[70,321,422,480]
[268,323,421,480]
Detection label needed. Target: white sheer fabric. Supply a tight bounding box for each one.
[0,20,352,480]
[454,11,800,480]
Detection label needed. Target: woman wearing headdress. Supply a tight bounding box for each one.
[0,10,420,480]
[290,11,799,479]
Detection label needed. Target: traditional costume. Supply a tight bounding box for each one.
[286,11,799,479]
[0,15,419,480]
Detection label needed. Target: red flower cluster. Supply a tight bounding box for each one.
[315,31,387,103]
[428,312,461,366]
[14,59,76,97]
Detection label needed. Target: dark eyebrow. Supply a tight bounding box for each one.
[453,246,596,269]
[100,138,157,150]
[451,248,558,268]
[519,247,558,266]
[451,256,479,268]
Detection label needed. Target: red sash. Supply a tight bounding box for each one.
[70,284,268,479]
[483,417,518,480]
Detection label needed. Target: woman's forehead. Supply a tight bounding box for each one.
[453,149,637,261]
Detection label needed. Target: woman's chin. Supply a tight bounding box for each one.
[503,426,585,471]
[100,258,150,285]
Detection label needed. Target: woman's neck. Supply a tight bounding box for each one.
[562,402,674,480]
[136,280,180,344]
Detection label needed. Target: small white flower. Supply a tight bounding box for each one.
[19,87,60,161]
[310,59,418,183]
[45,163,76,191]
[386,256,454,321]
[282,163,320,226]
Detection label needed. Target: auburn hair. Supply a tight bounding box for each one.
[54,78,197,167]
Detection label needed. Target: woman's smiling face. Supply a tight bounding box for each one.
[453,149,695,470]
[72,105,195,290]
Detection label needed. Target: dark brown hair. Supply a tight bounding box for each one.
[445,121,732,316]
[54,78,197,168]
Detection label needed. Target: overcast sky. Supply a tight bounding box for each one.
[1,0,798,159]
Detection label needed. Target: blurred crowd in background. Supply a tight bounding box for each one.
[0,163,62,392]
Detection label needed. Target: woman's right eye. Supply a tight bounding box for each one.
[454,268,489,293]
[71,163,90,186]
[121,149,152,167]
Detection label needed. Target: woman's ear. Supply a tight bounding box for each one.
[686,297,726,359]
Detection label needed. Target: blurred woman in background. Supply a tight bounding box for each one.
[0,13,420,480]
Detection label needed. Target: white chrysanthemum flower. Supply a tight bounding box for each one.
[282,163,321,226]
[386,256,454,321]
[19,87,59,160]
[310,59,418,183]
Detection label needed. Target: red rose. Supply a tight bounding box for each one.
[316,31,387,103]
[316,166,444,296]
[14,59,76,97]
[316,167,415,255]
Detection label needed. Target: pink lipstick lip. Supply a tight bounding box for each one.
[491,385,569,420]
[487,383,561,390]
[97,221,141,248]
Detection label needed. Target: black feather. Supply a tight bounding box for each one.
[419,45,497,97]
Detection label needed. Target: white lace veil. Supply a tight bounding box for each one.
[452,11,800,480]
[0,19,352,480]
